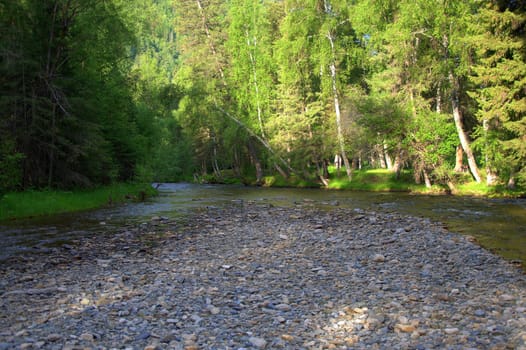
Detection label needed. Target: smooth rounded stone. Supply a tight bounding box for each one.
[135,331,151,341]
[206,305,220,315]
[281,334,294,341]
[499,294,515,302]
[396,324,417,333]
[274,303,291,311]
[79,333,94,342]
[248,336,267,348]
[46,333,62,342]
[444,328,460,335]
[474,309,486,317]
[372,254,386,263]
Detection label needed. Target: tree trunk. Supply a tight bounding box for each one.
[317,160,329,187]
[383,141,393,170]
[246,31,266,140]
[507,175,516,190]
[327,31,352,180]
[483,119,498,186]
[274,164,289,179]
[195,0,225,82]
[449,72,481,182]
[443,32,481,183]
[454,145,464,172]
[392,150,402,179]
[423,169,432,188]
[214,103,297,176]
[247,139,263,184]
[212,143,222,181]
[378,146,387,169]
[436,86,442,114]
[233,148,241,178]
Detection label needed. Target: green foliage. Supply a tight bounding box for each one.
[2,0,523,197]
[0,140,24,196]
[410,111,458,167]
[467,5,526,184]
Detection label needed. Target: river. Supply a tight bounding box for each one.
[1,183,525,266]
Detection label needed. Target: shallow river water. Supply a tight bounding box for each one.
[1,183,525,266]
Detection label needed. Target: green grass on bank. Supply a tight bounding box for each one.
[327,168,426,192]
[263,175,320,188]
[0,183,157,221]
[453,181,526,198]
[194,167,524,197]
[327,168,525,197]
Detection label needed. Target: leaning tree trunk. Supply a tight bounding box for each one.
[450,74,481,183]
[196,0,297,178]
[443,32,481,183]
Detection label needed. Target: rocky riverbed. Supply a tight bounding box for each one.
[1,201,525,350]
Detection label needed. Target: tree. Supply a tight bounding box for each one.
[0,0,153,189]
[468,3,526,187]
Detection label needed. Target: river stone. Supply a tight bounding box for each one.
[372,254,386,262]
[396,324,416,333]
[474,309,486,317]
[248,337,267,348]
[46,333,62,342]
[444,328,460,334]
[80,333,94,342]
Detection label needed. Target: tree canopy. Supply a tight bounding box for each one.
[1,0,524,193]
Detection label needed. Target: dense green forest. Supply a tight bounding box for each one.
[1,0,525,195]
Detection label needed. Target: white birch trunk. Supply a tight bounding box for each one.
[246,31,266,139]
[443,33,481,183]
[327,31,352,180]
[450,72,482,183]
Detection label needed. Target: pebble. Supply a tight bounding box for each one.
[372,254,386,262]
[0,204,524,349]
[80,333,94,342]
[248,336,267,348]
[444,327,460,334]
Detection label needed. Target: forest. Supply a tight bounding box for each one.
[1,0,525,195]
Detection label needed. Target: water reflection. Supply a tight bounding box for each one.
[1,183,524,265]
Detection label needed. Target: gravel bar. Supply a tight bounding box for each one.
[1,202,525,349]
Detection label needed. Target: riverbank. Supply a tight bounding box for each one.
[0,183,157,221]
[210,168,526,198]
[1,202,524,349]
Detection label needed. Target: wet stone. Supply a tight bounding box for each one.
[0,204,524,349]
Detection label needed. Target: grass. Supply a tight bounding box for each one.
[262,175,319,188]
[326,168,525,197]
[327,168,427,192]
[0,183,157,221]
[190,167,525,198]
[454,182,526,198]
